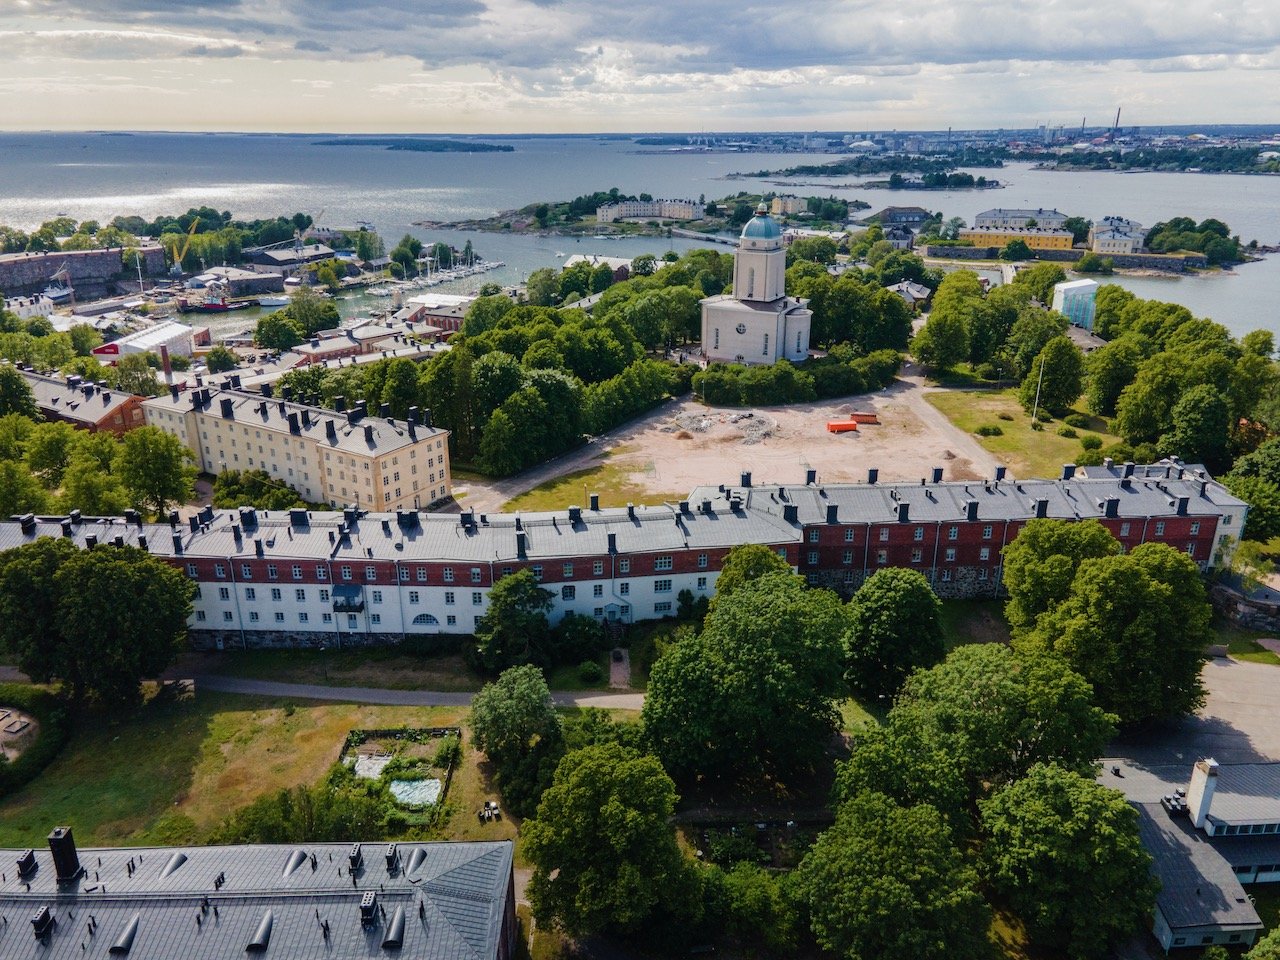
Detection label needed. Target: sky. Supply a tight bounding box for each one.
[1,0,1278,133]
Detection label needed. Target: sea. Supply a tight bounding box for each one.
[1,132,1278,341]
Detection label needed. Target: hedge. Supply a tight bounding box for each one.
[0,684,70,798]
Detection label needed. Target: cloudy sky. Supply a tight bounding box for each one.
[1,0,1277,132]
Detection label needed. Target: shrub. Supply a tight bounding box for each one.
[974,362,999,381]
[434,733,462,769]
[1056,426,1078,439]
[1064,413,1089,429]
[976,425,1004,437]
[1030,421,1044,432]
[1035,410,1053,423]
[578,660,605,684]
[1080,435,1103,450]
[0,684,69,798]
[997,412,1014,421]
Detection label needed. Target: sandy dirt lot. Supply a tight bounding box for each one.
[457,372,999,512]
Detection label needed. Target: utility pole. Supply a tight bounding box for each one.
[1031,353,1048,423]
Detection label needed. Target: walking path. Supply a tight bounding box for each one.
[190,673,645,710]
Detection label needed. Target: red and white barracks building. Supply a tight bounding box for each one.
[0,459,1246,650]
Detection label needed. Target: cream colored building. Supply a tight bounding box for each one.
[595,199,705,223]
[770,195,806,216]
[143,386,451,511]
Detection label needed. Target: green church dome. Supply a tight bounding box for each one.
[741,202,782,240]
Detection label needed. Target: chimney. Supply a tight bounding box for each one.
[897,502,910,523]
[516,530,527,559]
[254,538,264,558]
[1035,498,1049,518]
[363,424,374,443]
[420,408,432,428]
[782,504,799,523]
[1187,758,1219,829]
[379,403,390,419]
[287,412,300,434]
[1123,461,1135,478]
[61,519,73,538]
[826,503,839,524]
[407,405,419,425]
[189,515,199,533]
[261,384,274,399]
[607,532,617,554]
[281,385,293,401]
[1062,464,1076,481]
[334,395,346,412]
[1105,497,1120,518]
[85,535,98,548]
[1103,456,1114,470]
[805,468,817,485]
[966,500,979,522]
[568,506,582,524]
[220,396,234,419]
[48,826,81,883]
[169,510,179,527]
[1177,496,1189,516]
[169,384,179,401]
[172,532,183,554]
[931,467,943,483]
[740,471,752,488]
[301,409,312,428]
[325,420,337,440]
[589,493,600,511]
[867,468,878,485]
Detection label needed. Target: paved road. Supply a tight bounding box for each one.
[190,673,645,710]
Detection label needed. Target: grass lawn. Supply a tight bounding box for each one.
[503,455,687,513]
[0,689,517,849]
[544,654,612,692]
[180,648,485,692]
[926,387,1121,481]
[940,599,1012,649]
[1212,617,1280,665]
[1250,882,1280,930]
[839,697,884,732]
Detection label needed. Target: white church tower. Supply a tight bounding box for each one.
[701,203,812,365]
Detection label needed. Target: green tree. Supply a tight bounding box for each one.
[23,421,81,487]
[470,664,562,770]
[0,538,76,688]
[67,324,103,356]
[844,567,944,700]
[0,459,51,515]
[286,285,340,337]
[1085,335,1147,416]
[0,365,40,419]
[1160,382,1229,472]
[471,570,554,671]
[796,792,991,960]
[117,425,195,517]
[1006,307,1069,379]
[524,744,695,936]
[1000,239,1034,261]
[1232,436,1280,487]
[1247,927,1280,960]
[1002,519,1122,635]
[630,254,657,276]
[714,862,800,954]
[980,764,1157,960]
[710,542,792,605]
[205,344,239,373]
[60,453,131,515]
[1063,216,1092,245]
[525,268,560,307]
[254,311,305,351]
[1012,262,1068,302]
[1021,543,1211,724]
[1019,336,1083,416]
[911,308,968,371]
[643,573,847,781]
[0,411,35,460]
[111,353,160,396]
[1222,474,1280,542]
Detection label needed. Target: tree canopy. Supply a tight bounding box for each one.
[843,567,945,700]
[469,664,563,817]
[1002,519,1122,635]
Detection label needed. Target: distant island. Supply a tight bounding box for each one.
[311,138,514,153]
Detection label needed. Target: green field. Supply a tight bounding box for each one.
[503,451,686,514]
[182,648,485,691]
[926,387,1121,481]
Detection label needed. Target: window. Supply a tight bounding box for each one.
[948,526,958,541]
[270,588,282,601]
[365,565,376,581]
[809,530,820,543]
[805,551,816,565]
[979,568,989,581]
[879,528,889,542]
[714,327,719,349]
[843,550,853,564]
[195,610,206,622]
[322,613,333,624]
[215,563,226,578]
[979,547,990,561]
[447,615,457,626]
[347,614,357,628]
[1155,521,1165,536]
[843,571,855,585]
[223,611,234,622]
[697,576,707,590]
[320,589,329,602]
[471,567,482,583]
[371,614,381,625]
[186,563,198,578]
[1191,521,1201,535]
[531,565,543,581]
[945,548,956,562]
[371,590,383,603]
[762,333,769,356]
[594,607,604,617]
[413,613,438,625]
[593,583,603,598]
[249,611,259,622]
[245,587,256,601]
[876,550,887,564]
[913,527,924,541]
[697,553,708,569]
[620,583,630,595]
[218,586,230,600]
[655,601,673,613]
[844,529,854,542]
[241,564,252,579]
[274,612,284,623]
[399,568,409,582]
[299,612,309,623]
[445,592,455,605]
[416,567,428,582]
[592,560,604,576]
[561,585,575,601]
[982,525,993,540]
[316,566,328,581]
[292,565,302,580]
[1119,522,1131,537]
[654,556,673,571]
[911,549,923,563]
[472,592,483,605]
[563,563,574,578]
[941,569,952,582]
[267,564,278,580]
[619,559,630,574]
[1186,544,1196,557]
[443,567,454,583]
[654,579,672,593]
[409,590,419,604]
[340,565,352,581]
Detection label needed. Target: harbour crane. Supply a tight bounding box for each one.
[169,217,200,275]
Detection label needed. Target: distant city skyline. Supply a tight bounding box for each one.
[1,0,1278,133]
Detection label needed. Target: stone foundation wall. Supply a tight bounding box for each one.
[0,246,167,297]
[188,628,432,651]
[1210,582,1280,632]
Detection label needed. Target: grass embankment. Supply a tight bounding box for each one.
[926,387,1121,480]
[503,449,687,514]
[0,690,519,848]
[1212,618,1280,665]
[182,649,484,692]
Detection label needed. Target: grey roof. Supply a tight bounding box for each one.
[700,294,810,315]
[0,839,513,960]
[1135,803,1263,933]
[9,365,140,423]
[1204,763,1280,825]
[142,387,447,458]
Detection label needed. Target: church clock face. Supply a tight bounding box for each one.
[735,323,747,334]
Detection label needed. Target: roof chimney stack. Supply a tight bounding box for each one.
[1188,758,1219,829]
[47,826,81,883]
[867,468,878,485]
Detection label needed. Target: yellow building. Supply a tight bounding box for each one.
[143,385,451,511]
[958,227,1075,251]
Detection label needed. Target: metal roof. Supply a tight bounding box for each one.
[0,839,513,960]
[1134,803,1263,933]
[9,365,139,423]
